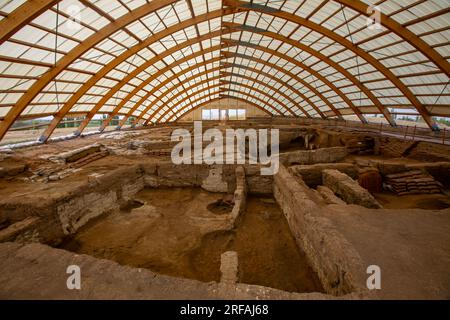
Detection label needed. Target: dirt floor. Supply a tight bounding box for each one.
[324,205,450,299]
[60,188,323,293]
[374,191,450,210]
[189,195,323,293]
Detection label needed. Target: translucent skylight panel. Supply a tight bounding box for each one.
[0,0,26,13]
[0,0,448,128]
[110,31,139,49]
[192,0,207,17]
[157,5,179,28]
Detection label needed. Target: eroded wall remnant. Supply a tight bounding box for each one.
[322,169,382,209]
[274,165,369,296]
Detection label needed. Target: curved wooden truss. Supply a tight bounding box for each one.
[147,75,290,119]
[0,0,61,45]
[45,29,368,139]
[157,86,282,124]
[74,27,383,135]
[136,70,297,121]
[0,0,448,142]
[168,95,274,121]
[150,78,293,123]
[113,54,337,131]
[170,95,277,122]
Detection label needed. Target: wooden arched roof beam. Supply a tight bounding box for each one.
[122,50,349,131]
[222,41,377,121]
[168,96,274,123]
[150,81,286,124]
[68,26,366,139]
[142,69,303,126]
[224,24,398,126]
[170,95,275,122]
[219,58,343,119]
[30,7,390,141]
[42,40,225,141]
[69,33,230,138]
[0,0,62,45]
[85,13,402,133]
[43,12,359,140]
[0,0,182,141]
[38,9,237,142]
[164,86,289,123]
[157,85,283,124]
[134,38,369,127]
[106,56,328,132]
[145,74,292,123]
[84,15,384,135]
[40,5,400,140]
[95,31,368,134]
[220,71,318,118]
[0,0,445,139]
[222,2,438,130]
[334,0,450,78]
[8,0,446,79]
[103,56,222,131]
[97,54,323,133]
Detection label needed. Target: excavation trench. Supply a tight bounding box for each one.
[60,187,323,293]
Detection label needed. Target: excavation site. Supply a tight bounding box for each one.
[1,118,450,300]
[0,0,449,304]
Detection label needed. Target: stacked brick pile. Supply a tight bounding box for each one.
[69,150,108,169]
[385,170,442,195]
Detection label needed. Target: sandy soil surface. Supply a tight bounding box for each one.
[374,191,450,210]
[324,205,450,299]
[60,188,323,293]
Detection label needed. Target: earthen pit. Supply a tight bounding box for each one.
[60,188,323,293]
[1,120,450,300]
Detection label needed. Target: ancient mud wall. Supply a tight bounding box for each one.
[289,163,357,187]
[142,162,272,194]
[280,147,348,166]
[322,169,382,209]
[378,137,450,162]
[0,242,366,300]
[273,165,368,296]
[0,163,272,246]
[0,165,146,245]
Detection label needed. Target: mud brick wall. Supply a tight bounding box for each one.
[273,166,367,296]
[0,242,365,299]
[378,137,415,158]
[289,163,357,187]
[280,147,348,166]
[56,165,145,235]
[0,217,40,243]
[409,162,450,186]
[244,165,273,194]
[1,162,273,246]
[142,162,273,195]
[0,164,27,178]
[230,166,247,227]
[57,190,118,235]
[408,142,450,162]
[48,143,102,163]
[379,137,450,162]
[322,169,382,209]
[0,165,146,245]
